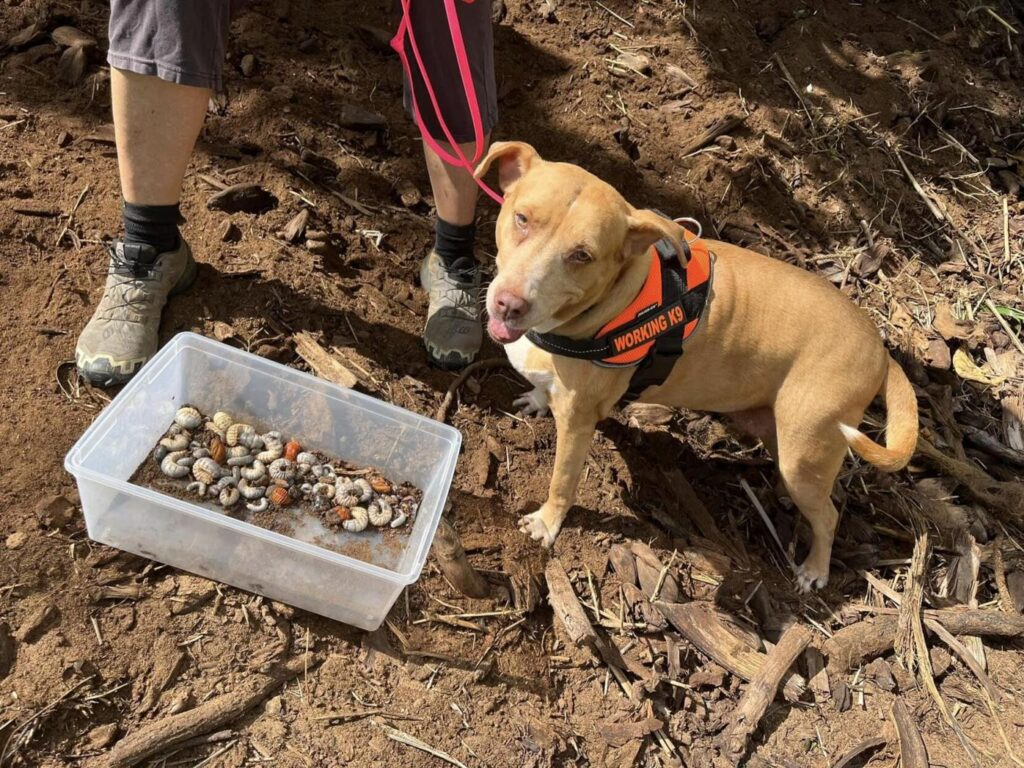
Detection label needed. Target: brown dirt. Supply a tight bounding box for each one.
[2,1,1024,767]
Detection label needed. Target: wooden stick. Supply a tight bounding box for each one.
[434,358,511,423]
[915,437,1024,523]
[771,54,816,131]
[384,725,469,768]
[679,114,746,157]
[824,609,1024,672]
[894,150,945,222]
[891,700,929,768]
[431,518,491,599]
[293,331,358,388]
[717,623,812,764]
[101,657,311,768]
[656,601,806,701]
[545,558,598,649]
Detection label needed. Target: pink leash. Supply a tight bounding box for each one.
[391,0,505,205]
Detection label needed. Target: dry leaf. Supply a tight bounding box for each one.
[952,348,1004,387]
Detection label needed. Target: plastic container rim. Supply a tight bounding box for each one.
[63,332,461,586]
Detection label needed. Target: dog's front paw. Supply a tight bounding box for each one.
[518,509,561,547]
[795,559,830,593]
[513,387,550,417]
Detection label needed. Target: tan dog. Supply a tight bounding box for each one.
[475,141,918,591]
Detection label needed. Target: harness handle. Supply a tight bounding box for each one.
[673,216,703,244]
[391,0,505,205]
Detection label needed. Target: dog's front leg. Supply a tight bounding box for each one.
[518,390,600,547]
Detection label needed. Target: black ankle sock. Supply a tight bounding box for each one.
[434,218,476,271]
[123,201,181,254]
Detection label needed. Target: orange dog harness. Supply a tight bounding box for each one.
[526,218,714,403]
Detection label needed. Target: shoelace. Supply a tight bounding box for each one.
[96,243,163,321]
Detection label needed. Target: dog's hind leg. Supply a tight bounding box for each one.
[775,419,848,592]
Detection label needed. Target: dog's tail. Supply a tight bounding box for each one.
[839,357,918,472]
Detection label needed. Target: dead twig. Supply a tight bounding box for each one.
[434,358,511,423]
[717,623,812,764]
[679,115,746,157]
[100,657,313,768]
[384,725,469,768]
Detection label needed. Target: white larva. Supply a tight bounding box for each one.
[240,460,266,482]
[160,450,191,478]
[174,406,203,430]
[246,497,269,513]
[343,506,369,532]
[368,498,393,527]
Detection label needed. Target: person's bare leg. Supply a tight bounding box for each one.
[112,68,210,204]
[423,138,487,226]
[420,137,489,369]
[76,70,208,386]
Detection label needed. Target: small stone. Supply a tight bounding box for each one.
[51,26,97,49]
[207,183,278,214]
[35,494,76,528]
[265,695,284,716]
[714,135,737,151]
[270,85,295,102]
[336,103,386,130]
[220,220,242,242]
[395,178,422,208]
[922,337,952,370]
[306,239,335,256]
[5,531,26,550]
[57,45,89,86]
[611,51,652,77]
[240,54,257,77]
[57,130,72,147]
[305,229,329,242]
[298,36,319,53]
[84,723,117,750]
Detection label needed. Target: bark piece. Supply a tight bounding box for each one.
[101,657,311,768]
[717,623,813,764]
[655,601,805,701]
[545,558,597,649]
[57,46,88,85]
[280,208,310,244]
[607,544,638,587]
[599,717,663,747]
[293,332,358,388]
[51,27,97,48]
[831,737,887,768]
[891,700,929,768]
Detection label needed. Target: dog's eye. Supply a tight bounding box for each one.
[567,249,593,264]
[514,212,528,229]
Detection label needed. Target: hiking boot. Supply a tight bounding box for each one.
[420,250,482,369]
[76,239,197,386]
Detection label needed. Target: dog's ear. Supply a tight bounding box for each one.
[624,208,688,264]
[474,141,540,193]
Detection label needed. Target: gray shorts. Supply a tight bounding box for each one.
[107,0,497,143]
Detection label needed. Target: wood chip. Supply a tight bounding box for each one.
[293,331,358,388]
[337,103,387,130]
[281,208,310,244]
[831,737,887,768]
[57,45,89,85]
[600,717,663,747]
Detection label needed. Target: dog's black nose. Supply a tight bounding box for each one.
[495,290,530,321]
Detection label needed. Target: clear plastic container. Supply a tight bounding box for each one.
[64,333,461,630]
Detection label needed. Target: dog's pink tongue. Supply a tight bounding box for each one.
[488,317,526,344]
